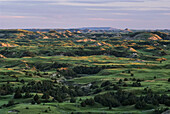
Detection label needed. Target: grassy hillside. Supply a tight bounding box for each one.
[0,29,170,114]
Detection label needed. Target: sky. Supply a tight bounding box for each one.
[0,0,170,29]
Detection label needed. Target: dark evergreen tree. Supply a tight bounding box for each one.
[7,100,15,107]
[124,78,128,81]
[168,78,170,82]
[101,81,111,87]
[81,102,86,107]
[70,97,76,103]
[20,79,25,84]
[135,100,146,109]
[24,92,32,98]
[14,89,22,99]
[34,94,39,102]
[42,92,50,100]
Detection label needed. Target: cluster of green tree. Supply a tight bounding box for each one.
[1,100,15,107]
[93,89,170,109]
[154,107,169,114]
[132,81,141,87]
[0,84,13,95]
[0,49,35,58]
[20,80,87,102]
[31,94,41,104]
[74,50,104,56]
[13,88,33,99]
[13,91,50,105]
[57,68,77,78]
[91,79,142,95]
[100,79,142,90]
[0,47,130,58]
[89,33,114,37]
[81,98,95,107]
[29,62,71,71]
[73,66,102,74]
[74,50,129,57]
[22,80,54,93]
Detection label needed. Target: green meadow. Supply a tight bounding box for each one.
[0,30,170,114]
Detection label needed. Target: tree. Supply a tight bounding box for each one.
[152,99,159,106]
[7,100,15,107]
[164,99,170,106]
[14,89,22,99]
[16,77,19,82]
[84,98,95,106]
[132,82,141,87]
[20,79,25,84]
[24,92,32,98]
[128,70,131,73]
[113,84,119,90]
[124,78,128,81]
[81,102,86,107]
[70,97,76,103]
[118,79,123,84]
[36,100,41,104]
[135,100,146,109]
[55,95,63,103]
[109,105,112,110]
[34,94,39,102]
[101,81,111,87]
[31,100,35,105]
[154,108,169,114]
[94,88,102,94]
[42,92,50,100]
[168,78,170,82]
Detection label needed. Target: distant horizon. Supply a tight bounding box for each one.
[0,26,170,30]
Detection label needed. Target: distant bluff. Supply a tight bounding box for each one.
[134,33,162,40]
[124,31,170,40]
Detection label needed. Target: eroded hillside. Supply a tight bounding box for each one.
[0,29,170,114]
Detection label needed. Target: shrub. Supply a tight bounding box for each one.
[70,97,76,103]
[135,100,146,109]
[14,90,22,99]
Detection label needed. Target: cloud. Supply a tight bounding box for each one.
[112,13,130,15]
[48,0,170,8]
[0,15,49,19]
[1,0,170,11]
[162,13,170,15]
[86,8,113,11]
[0,15,26,18]
[0,0,170,29]
[88,18,132,21]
